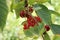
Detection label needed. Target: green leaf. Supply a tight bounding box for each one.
[0,0,8,31]
[43,32,50,40]
[10,0,14,12]
[24,29,33,37]
[28,0,35,5]
[49,10,60,16]
[15,1,24,18]
[24,23,45,37]
[48,0,51,4]
[29,23,45,36]
[10,0,24,18]
[10,0,21,12]
[33,4,51,25]
[50,24,60,34]
[53,35,60,40]
[38,23,45,35]
[29,26,39,35]
[39,26,45,35]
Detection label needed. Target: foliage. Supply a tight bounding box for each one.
[0,0,60,40]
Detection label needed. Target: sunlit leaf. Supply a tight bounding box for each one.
[10,0,21,12]
[28,0,35,5]
[10,0,24,18]
[15,1,24,18]
[53,35,60,40]
[33,4,52,25]
[24,29,33,37]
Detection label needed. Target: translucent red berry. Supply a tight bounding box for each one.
[28,19,35,27]
[35,16,42,22]
[20,10,26,17]
[31,19,36,26]
[29,7,33,13]
[27,16,37,27]
[27,16,32,21]
[28,21,33,26]
[45,25,50,31]
[23,23,29,30]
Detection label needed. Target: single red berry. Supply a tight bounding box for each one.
[20,10,26,17]
[31,22,35,27]
[45,25,50,31]
[27,16,37,27]
[27,17,32,26]
[31,18,36,26]
[29,6,33,13]
[35,16,42,22]
[28,19,35,27]
[28,21,33,26]
[23,23,29,30]
[27,16,32,21]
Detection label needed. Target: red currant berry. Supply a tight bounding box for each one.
[27,17,32,26]
[31,19,36,26]
[28,20,35,27]
[27,16,37,27]
[29,6,33,13]
[35,16,42,22]
[20,10,26,17]
[27,16,32,21]
[45,25,50,31]
[28,21,33,26]
[23,23,29,30]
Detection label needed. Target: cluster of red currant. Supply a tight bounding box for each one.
[19,0,50,31]
[20,6,42,30]
[24,16,42,30]
[19,7,50,31]
[20,6,33,18]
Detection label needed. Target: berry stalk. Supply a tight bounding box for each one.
[24,0,28,7]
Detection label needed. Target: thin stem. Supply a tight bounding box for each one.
[42,31,46,40]
[24,0,28,7]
